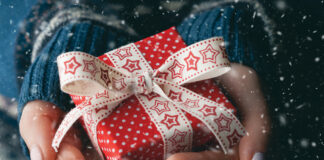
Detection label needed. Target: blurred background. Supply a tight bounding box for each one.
[0,0,323,159]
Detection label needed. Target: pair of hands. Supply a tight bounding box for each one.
[19,63,270,160]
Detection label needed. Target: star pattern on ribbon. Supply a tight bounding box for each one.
[160,114,180,130]
[182,99,200,108]
[226,130,242,147]
[95,90,110,99]
[122,59,141,73]
[168,90,183,102]
[64,56,81,74]
[199,44,220,64]
[112,47,132,60]
[142,93,160,101]
[100,68,111,86]
[156,71,169,80]
[214,113,232,132]
[169,129,187,145]
[184,51,200,71]
[112,78,127,91]
[83,59,98,76]
[198,104,217,117]
[218,44,228,58]
[150,100,170,115]
[167,60,185,79]
[95,105,109,114]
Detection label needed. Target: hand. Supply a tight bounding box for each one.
[167,63,271,160]
[19,100,101,160]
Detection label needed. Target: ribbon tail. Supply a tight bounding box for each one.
[153,78,245,154]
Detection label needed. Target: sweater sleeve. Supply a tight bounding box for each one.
[17,21,134,157]
[176,2,272,75]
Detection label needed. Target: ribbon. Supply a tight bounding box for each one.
[53,37,245,159]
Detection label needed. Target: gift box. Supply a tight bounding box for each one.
[53,27,245,160]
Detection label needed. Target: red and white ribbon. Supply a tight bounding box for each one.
[53,37,245,159]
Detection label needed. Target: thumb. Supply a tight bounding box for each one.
[19,100,63,160]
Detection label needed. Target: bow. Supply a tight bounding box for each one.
[53,37,245,159]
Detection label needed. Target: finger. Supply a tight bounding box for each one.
[215,63,270,160]
[57,142,85,160]
[167,147,239,160]
[20,100,64,160]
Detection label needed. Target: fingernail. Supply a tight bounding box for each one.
[30,145,43,160]
[252,152,264,160]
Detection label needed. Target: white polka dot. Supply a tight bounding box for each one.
[130,121,135,125]
[127,152,131,155]
[144,132,149,136]
[133,137,138,141]
[156,63,160,66]
[169,32,173,35]
[122,119,126,123]
[147,40,151,44]
[172,46,176,49]
[197,123,201,127]
[164,44,168,47]
[142,139,146,143]
[136,107,140,111]
[145,47,149,50]
[112,148,115,152]
[158,56,163,60]
[130,144,136,148]
[167,38,171,41]
[136,130,140,134]
[119,126,123,130]
[128,105,132,109]
[150,54,154,58]
[103,57,108,60]
[110,124,114,127]
[133,114,138,118]
[139,123,143,127]
[116,133,120,136]
[155,42,160,45]
[125,135,129,139]
[113,117,117,120]
[113,140,117,143]
[107,131,111,134]
[136,44,141,48]
[127,128,132,132]
[161,50,165,53]
[119,149,123,153]
[122,142,126,145]
[106,139,109,143]
[208,96,212,98]
[142,116,146,120]
[139,147,143,151]
[150,142,155,146]
[175,39,179,43]
[148,61,151,64]
[116,110,120,114]
[124,112,129,116]
[101,122,106,126]
[101,131,104,134]
[154,134,158,138]
[148,126,152,129]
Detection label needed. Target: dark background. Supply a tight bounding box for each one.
[0,0,323,159]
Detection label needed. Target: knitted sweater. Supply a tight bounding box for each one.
[16,0,271,158]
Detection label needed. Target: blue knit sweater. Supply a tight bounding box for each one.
[17,1,271,158]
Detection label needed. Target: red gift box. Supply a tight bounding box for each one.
[53,27,245,160]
